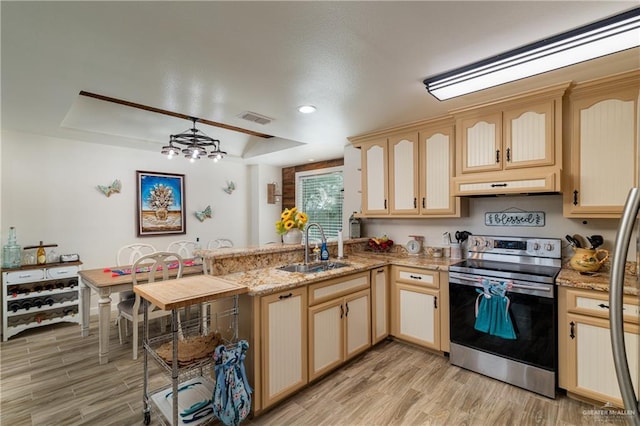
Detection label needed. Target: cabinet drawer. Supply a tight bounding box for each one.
[564,288,640,324]
[393,266,439,288]
[308,272,370,306]
[4,269,45,284]
[47,265,79,279]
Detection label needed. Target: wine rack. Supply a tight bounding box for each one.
[2,262,82,341]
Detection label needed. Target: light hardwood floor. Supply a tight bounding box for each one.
[0,317,628,425]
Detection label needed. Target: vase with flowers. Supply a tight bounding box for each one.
[276,206,308,244]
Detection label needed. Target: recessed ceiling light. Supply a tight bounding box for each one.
[297,105,317,114]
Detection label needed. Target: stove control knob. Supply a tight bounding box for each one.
[545,243,554,251]
[533,242,541,251]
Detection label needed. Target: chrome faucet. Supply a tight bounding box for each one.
[304,222,326,265]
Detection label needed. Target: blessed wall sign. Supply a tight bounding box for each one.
[484,210,545,227]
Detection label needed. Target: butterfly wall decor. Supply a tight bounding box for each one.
[97,179,121,197]
[223,181,236,195]
[195,205,212,222]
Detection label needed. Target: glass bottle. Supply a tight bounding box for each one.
[349,212,361,239]
[2,227,22,269]
[37,241,46,265]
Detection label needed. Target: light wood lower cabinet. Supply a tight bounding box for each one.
[308,271,371,381]
[390,266,441,350]
[371,266,389,344]
[260,287,308,409]
[558,287,640,407]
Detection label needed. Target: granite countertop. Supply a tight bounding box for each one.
[556,262,638,296]
[201,241,638,297]
[215,249,458,296]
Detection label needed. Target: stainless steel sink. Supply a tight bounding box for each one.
[278,261,350,273]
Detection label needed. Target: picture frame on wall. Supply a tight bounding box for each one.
[136,170,186,236]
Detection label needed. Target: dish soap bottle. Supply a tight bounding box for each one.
[312,243,321,262]
[320,241,329,261]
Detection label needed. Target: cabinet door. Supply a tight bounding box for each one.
[261,288,307,408]
[503,101,554,170]
[371,267,389,344]
[308,298,343,381]
[562,313,639,407]
[419,125,458,215]
[392,283,440,350]
[344,289,371,360]
[565,88,638,217]
[458,113,502,174]
[388,133,419,214]
[361,139,389,215]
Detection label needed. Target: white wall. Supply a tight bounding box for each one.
[249,164,283,245]
[343,142,637,264]
[1,129,264,268]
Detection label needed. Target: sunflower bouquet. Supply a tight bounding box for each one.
[276,206,308,235]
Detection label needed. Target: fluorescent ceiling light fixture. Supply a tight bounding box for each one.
[423,7,640,100]
[298,105,317,114]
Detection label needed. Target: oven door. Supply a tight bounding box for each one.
[449,272,557,371]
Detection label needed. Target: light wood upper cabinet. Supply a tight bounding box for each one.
[388,133,419,214]
[419,124,462,215]
[458,102,554,174]
[563,70,639,218]
[504,101,555,169]
[360,139,389,215]
[350,116,465,218]
[452,83,568,196]
[459,112,502,174]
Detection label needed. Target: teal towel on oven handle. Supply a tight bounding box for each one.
[474,280,516,340]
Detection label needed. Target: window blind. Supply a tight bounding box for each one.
[296,169,343,243]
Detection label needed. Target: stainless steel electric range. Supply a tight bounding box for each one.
[448,234,562,398]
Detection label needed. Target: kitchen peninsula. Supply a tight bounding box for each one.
[197,240,638,416]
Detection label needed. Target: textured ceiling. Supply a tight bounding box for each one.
[2,1,639,167]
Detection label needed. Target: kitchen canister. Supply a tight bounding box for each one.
[450,243,462,260]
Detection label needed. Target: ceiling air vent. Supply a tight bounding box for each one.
[238,111,273,125]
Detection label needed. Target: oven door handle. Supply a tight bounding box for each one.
[450,273,552,293]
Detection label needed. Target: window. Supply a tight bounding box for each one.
[296,166,343,243]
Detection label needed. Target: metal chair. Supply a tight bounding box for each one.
[116,251,184,360]
[207,239,234,249]
[166,240,198,259]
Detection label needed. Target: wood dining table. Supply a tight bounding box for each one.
[78,262,203,364]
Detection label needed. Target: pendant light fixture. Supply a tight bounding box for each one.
[424,7,640,100]
[161,117,227,162]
